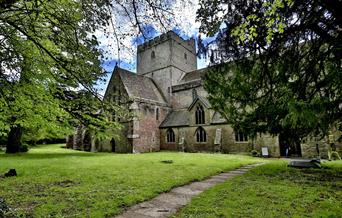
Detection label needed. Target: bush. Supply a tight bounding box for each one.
[19,143,29,153]
[251,149,260,157]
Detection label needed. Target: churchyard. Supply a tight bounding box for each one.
[0,144,341,217]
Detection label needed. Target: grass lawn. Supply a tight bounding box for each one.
[174,160,342,218]
[0,144,261,217]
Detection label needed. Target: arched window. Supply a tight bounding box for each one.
[196,127,207,142]
[151,50,156,59]
[184,53,187,60]
[195,105,205,124]
[156,107,159,120]
[166,128,175,143]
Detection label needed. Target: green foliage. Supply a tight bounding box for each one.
[0,144,260,217]
[0,0,122,150]
[250,150,259,157]
[198,0,342,140]
[19,143,29,152]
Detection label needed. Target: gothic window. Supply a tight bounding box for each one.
[235,131,248,142]
[151,50,156,59]
[166,128,175,143]
[195,105,205,124]
[156,107,159,120]
[196,127,207,142]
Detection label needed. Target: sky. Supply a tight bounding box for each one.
[94,0,214,96]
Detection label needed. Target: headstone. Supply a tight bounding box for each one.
[179,137,185,152]
[288,159,321,168]
[261,147,269,157]
[179,137,184,145]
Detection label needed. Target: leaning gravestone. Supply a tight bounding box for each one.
[288,159,321,168]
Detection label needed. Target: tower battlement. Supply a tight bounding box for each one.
[137,31,196,54]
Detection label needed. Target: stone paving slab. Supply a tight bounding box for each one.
[115,163,262,218]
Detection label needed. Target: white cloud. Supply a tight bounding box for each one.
[95,0,201,64]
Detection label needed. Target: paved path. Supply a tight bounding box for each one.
[116,163,263,218]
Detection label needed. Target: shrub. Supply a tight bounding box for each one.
[19,143,29,153]
[251,149,260,157]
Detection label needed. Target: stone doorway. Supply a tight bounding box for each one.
[279,133,302,157]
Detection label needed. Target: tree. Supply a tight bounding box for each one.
[197,0,342,150]
[0,0,190,153]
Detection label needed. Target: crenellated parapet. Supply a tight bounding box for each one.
[137,31,195,54]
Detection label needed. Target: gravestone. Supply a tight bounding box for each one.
[288,159,321,168]
[261,147,269,157]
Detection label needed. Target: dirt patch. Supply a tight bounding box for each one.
[53,180,79,187]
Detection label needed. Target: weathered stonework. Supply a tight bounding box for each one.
[69,30,341,158]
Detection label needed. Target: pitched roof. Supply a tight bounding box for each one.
[159,110,189,128]
[179,68,207,84]
[115,67,167,104]
[211,111,227,124]
[188,95,211,110]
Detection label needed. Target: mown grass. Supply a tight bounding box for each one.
[0,144,261,217]
[174,160,342,218]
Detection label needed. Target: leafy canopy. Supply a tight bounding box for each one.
[197,0,342,139]
[0,0,190,146]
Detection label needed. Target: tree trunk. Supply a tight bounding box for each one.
[6,126,23,153]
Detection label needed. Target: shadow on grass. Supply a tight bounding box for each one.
[253,162,342,185]
[0,151,107,159]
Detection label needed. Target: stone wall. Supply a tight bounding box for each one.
[254,134,280,157]
[172,84,207,109]
[160,125,280,156]
[160,99,280,156]
[131,102,171,153]
[160,124,245,153]
[301,129,342,159]
[96,124,133,153]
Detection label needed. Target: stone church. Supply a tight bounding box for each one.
[69,30,341,158]
[96,31,281,156]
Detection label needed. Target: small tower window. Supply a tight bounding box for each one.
[184,53,187,60]
[166,128,175,143]
[195,105,205,124]
[156,107,159,120]
[196,127,206,142]
[151,50,156,59]
[235,131,248,142]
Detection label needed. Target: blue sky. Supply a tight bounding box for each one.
[96,26,214,95]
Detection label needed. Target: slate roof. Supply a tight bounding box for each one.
[159,110,189,128]
[116,67,167,104]
[179,68,207,84]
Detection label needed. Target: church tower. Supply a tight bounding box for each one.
[137,31,197,103]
